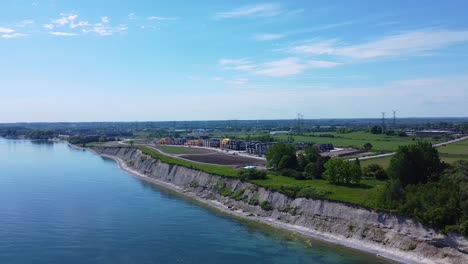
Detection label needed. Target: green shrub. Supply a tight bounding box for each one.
[249,195,260,206]
[260,201,273,211]
[363,164,388,180]
[230,189,245,201]
[238,169,267,180]
[296,187,332,199]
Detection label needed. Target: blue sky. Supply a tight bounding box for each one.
[1,0,468,122]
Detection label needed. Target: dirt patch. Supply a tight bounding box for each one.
[155,146,216,155]
[179,153,266,167]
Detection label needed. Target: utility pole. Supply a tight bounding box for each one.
[392,110,396,128]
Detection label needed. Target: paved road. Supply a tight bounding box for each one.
[351,135,468,161]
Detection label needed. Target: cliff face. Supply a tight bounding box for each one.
[93,147,468,264]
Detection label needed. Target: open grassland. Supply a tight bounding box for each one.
[361,137,468,169]
[252,176,384,208]
[274,131,433,152]
[437,138,468,155]
[154,145,215,155]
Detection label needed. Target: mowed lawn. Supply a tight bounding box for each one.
[274,131,430,152]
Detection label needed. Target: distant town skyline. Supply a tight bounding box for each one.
[1,0,468,122]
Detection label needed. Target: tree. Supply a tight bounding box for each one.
[324,159,361,184]
[363,142,373,151]
[388,141,444,186]
[304,146,320,163]
[363,164,388,180]
[370,125,382,134]
[265,143,297,170]
[278,155,298,171]
[398,131,408,137]
[304,156,330,179]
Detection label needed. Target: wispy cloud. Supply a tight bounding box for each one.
[252,20,357,43]
[51,13,78,27]
[219,58,255,71]
[43,13,127,37]
[2,33,27,39]
[226,78,249,86]
[214,3,283,19]
[254,57,341,77]
[290,29,468,60]
[220,57,341,77]
[0,27,15,34]
[252,33,285,41]
[1,27,27,39]
[83,24,127,36]
[16,20,35,27]
[49,31,78,36]
[69,20,90,29]
[147,16,179,21]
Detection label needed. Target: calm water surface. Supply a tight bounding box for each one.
[0,138,394,264]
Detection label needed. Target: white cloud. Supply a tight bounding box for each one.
[219,58,255,71]
[220,57,341,77]
[394,78,442,87]
[16,20,35,27]
[254,57,308,77]
[0,27,15,34]
[51,13,78,26]
[128,13,136,20]
[226,78,248,86]
[2,33,27,39]
[147,16,178,21]
[49,31,78,36]
[214,3,282,19]
[290,29,468,60]
[253,33,285,41]
[44,24,54,30]
[70,21,90,29]
[101,17,109,23]
[290,40,338,54]
[83,24,127,36]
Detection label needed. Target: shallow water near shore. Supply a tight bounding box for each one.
[0,138,394,264]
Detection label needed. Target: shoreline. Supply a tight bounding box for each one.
[88,149,432,264]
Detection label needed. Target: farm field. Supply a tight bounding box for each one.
[360,137,468,168]
[273,131,438,152]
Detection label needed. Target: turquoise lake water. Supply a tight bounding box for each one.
[0,138,394,264]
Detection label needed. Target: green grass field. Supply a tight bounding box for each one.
[274,131,437,152]
[360,138,468,169]
[252,176,384,208]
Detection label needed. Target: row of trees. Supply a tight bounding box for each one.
[265,142,367,184]
[68,135,117,145]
